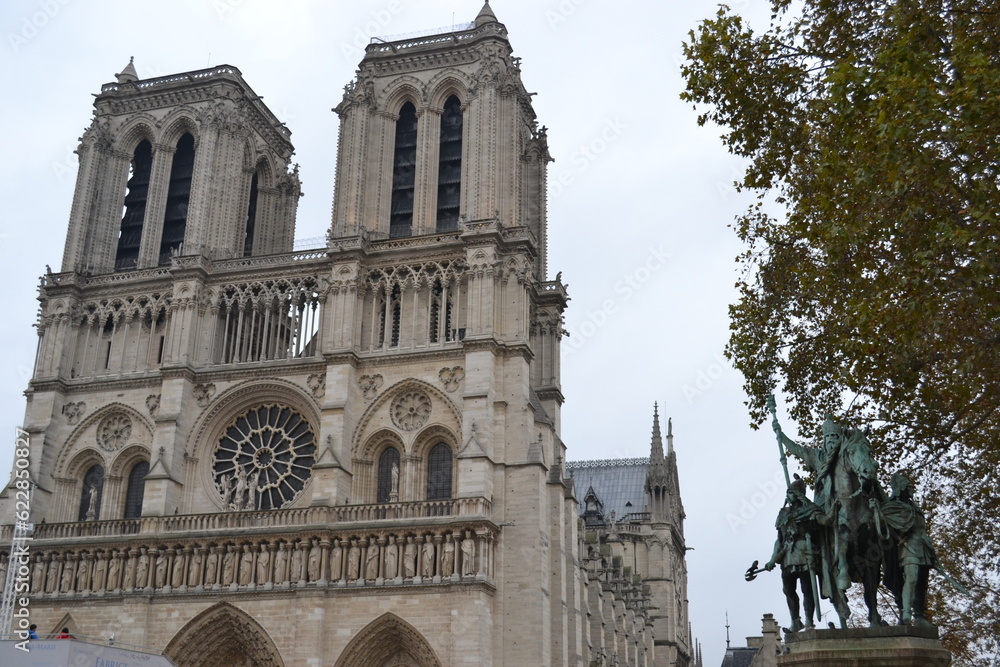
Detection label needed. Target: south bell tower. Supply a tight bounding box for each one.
[2,3,590,666]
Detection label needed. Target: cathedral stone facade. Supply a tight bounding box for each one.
[0,4,692,665]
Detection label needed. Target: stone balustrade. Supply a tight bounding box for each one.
[12,522,496,601]
[0,498,492,543]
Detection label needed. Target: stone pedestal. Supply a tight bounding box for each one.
[777,625,951,666]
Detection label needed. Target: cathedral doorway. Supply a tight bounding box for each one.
[164,602,284,667]
[335,613,441,667]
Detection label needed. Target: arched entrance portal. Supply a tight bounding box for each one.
[335,613,441,667]
[165,602,284,667]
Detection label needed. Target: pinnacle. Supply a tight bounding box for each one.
[116,56,139,84]
[475,0,499,27]
[650,403,665,464]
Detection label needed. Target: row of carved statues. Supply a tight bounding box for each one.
[4,528,494,597]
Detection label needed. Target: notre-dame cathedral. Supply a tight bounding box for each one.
[0,3,698,665]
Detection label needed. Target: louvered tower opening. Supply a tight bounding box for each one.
[115,140,152,271]
[436,95,463,232]
[390,102,417,239]
[158,132,195,265]
[244,171,259,257]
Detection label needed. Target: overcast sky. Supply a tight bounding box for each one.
[0,0,821,662]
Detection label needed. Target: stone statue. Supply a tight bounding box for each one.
[871,474,938,627]
[172,551,186,588]
[257,544,270,584]
[205,549,219,586]
[773,413,885,626]
[365,540,380,580]
[331,539,344,581]
[61,558,75,592]
[274,543,288,584]
[763,478,823,632]
[76,555,91,591]
[291,542,304,582]
[154,550,168,588]
[46,557,59,592]
[137,549,151,589]
[218,474,233,508]
[404,536,417,578]
[421,535,435,578]
[93,553,108,591]
[31,555,45,594]
[188,549,204,587]
[442,535,455,577]
[384,538,398,579]
[239,545,254,585]
[308,540,321,582]
[461,531,476,576]
[390,462,400,499]
[348,539,361,580]
[222,546,236,585]
[85,484,99,520]
[107,551,121,591]
[233,465,249,511]
[248,471,259,511]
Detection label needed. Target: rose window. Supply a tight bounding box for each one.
[391,391,432,431]
[212,404,316,511]
[98,414,132,452]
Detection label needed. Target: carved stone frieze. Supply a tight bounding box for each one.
[194,383,217,408]
[438,367,465,393]
[146,394,160,416]
[359,374,384,401]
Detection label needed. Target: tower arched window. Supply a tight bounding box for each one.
[436,96,463,232]
[158,132,196,265]
[390,102,418,239]
[123,460,149,519]
[377,447,401,503]
[78,464,105,522]
[426,442,453,500]
[115,140,152,271]
[244,170,259,257]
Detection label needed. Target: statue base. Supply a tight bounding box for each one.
[777,625,951,667]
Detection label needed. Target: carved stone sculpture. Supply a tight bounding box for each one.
[461,531,476,576]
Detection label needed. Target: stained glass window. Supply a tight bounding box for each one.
[78,464,105,522]
[377,447,401,503]
[124,460,149,519]
[427,443,453,500]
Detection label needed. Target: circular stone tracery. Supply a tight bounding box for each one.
[97,413,132,452]
[391,392,432,432]
[212,404,316,511]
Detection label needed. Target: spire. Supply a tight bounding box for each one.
[116,56,139,84]
[475,0,498,27]
[650,403,665,464]
[725,610,731,649]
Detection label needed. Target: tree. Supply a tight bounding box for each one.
[681,1,999,661]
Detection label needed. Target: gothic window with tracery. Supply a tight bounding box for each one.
[377,284,402,348]
[377,447,401,503]
[124,460,149,519]
[436,95,463,232]
[426,442,453,500]
[158,132,195,265]
[390,102,417,238]
[78,464,105,522]
[115,140,152,271]
[212,405,317,511]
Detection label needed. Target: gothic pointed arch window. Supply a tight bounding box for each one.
[426,442,453,500]
[123,460,149,519]
[158,132,195,265]
[115,140,152,271]
[436,95,463,232]
[390,102,418,239]
[78,464,105,522]
[243,170,259,257]
[377,447,401,503]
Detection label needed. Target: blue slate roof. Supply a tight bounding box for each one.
[566,457,649,520]
[720,647,759,667]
